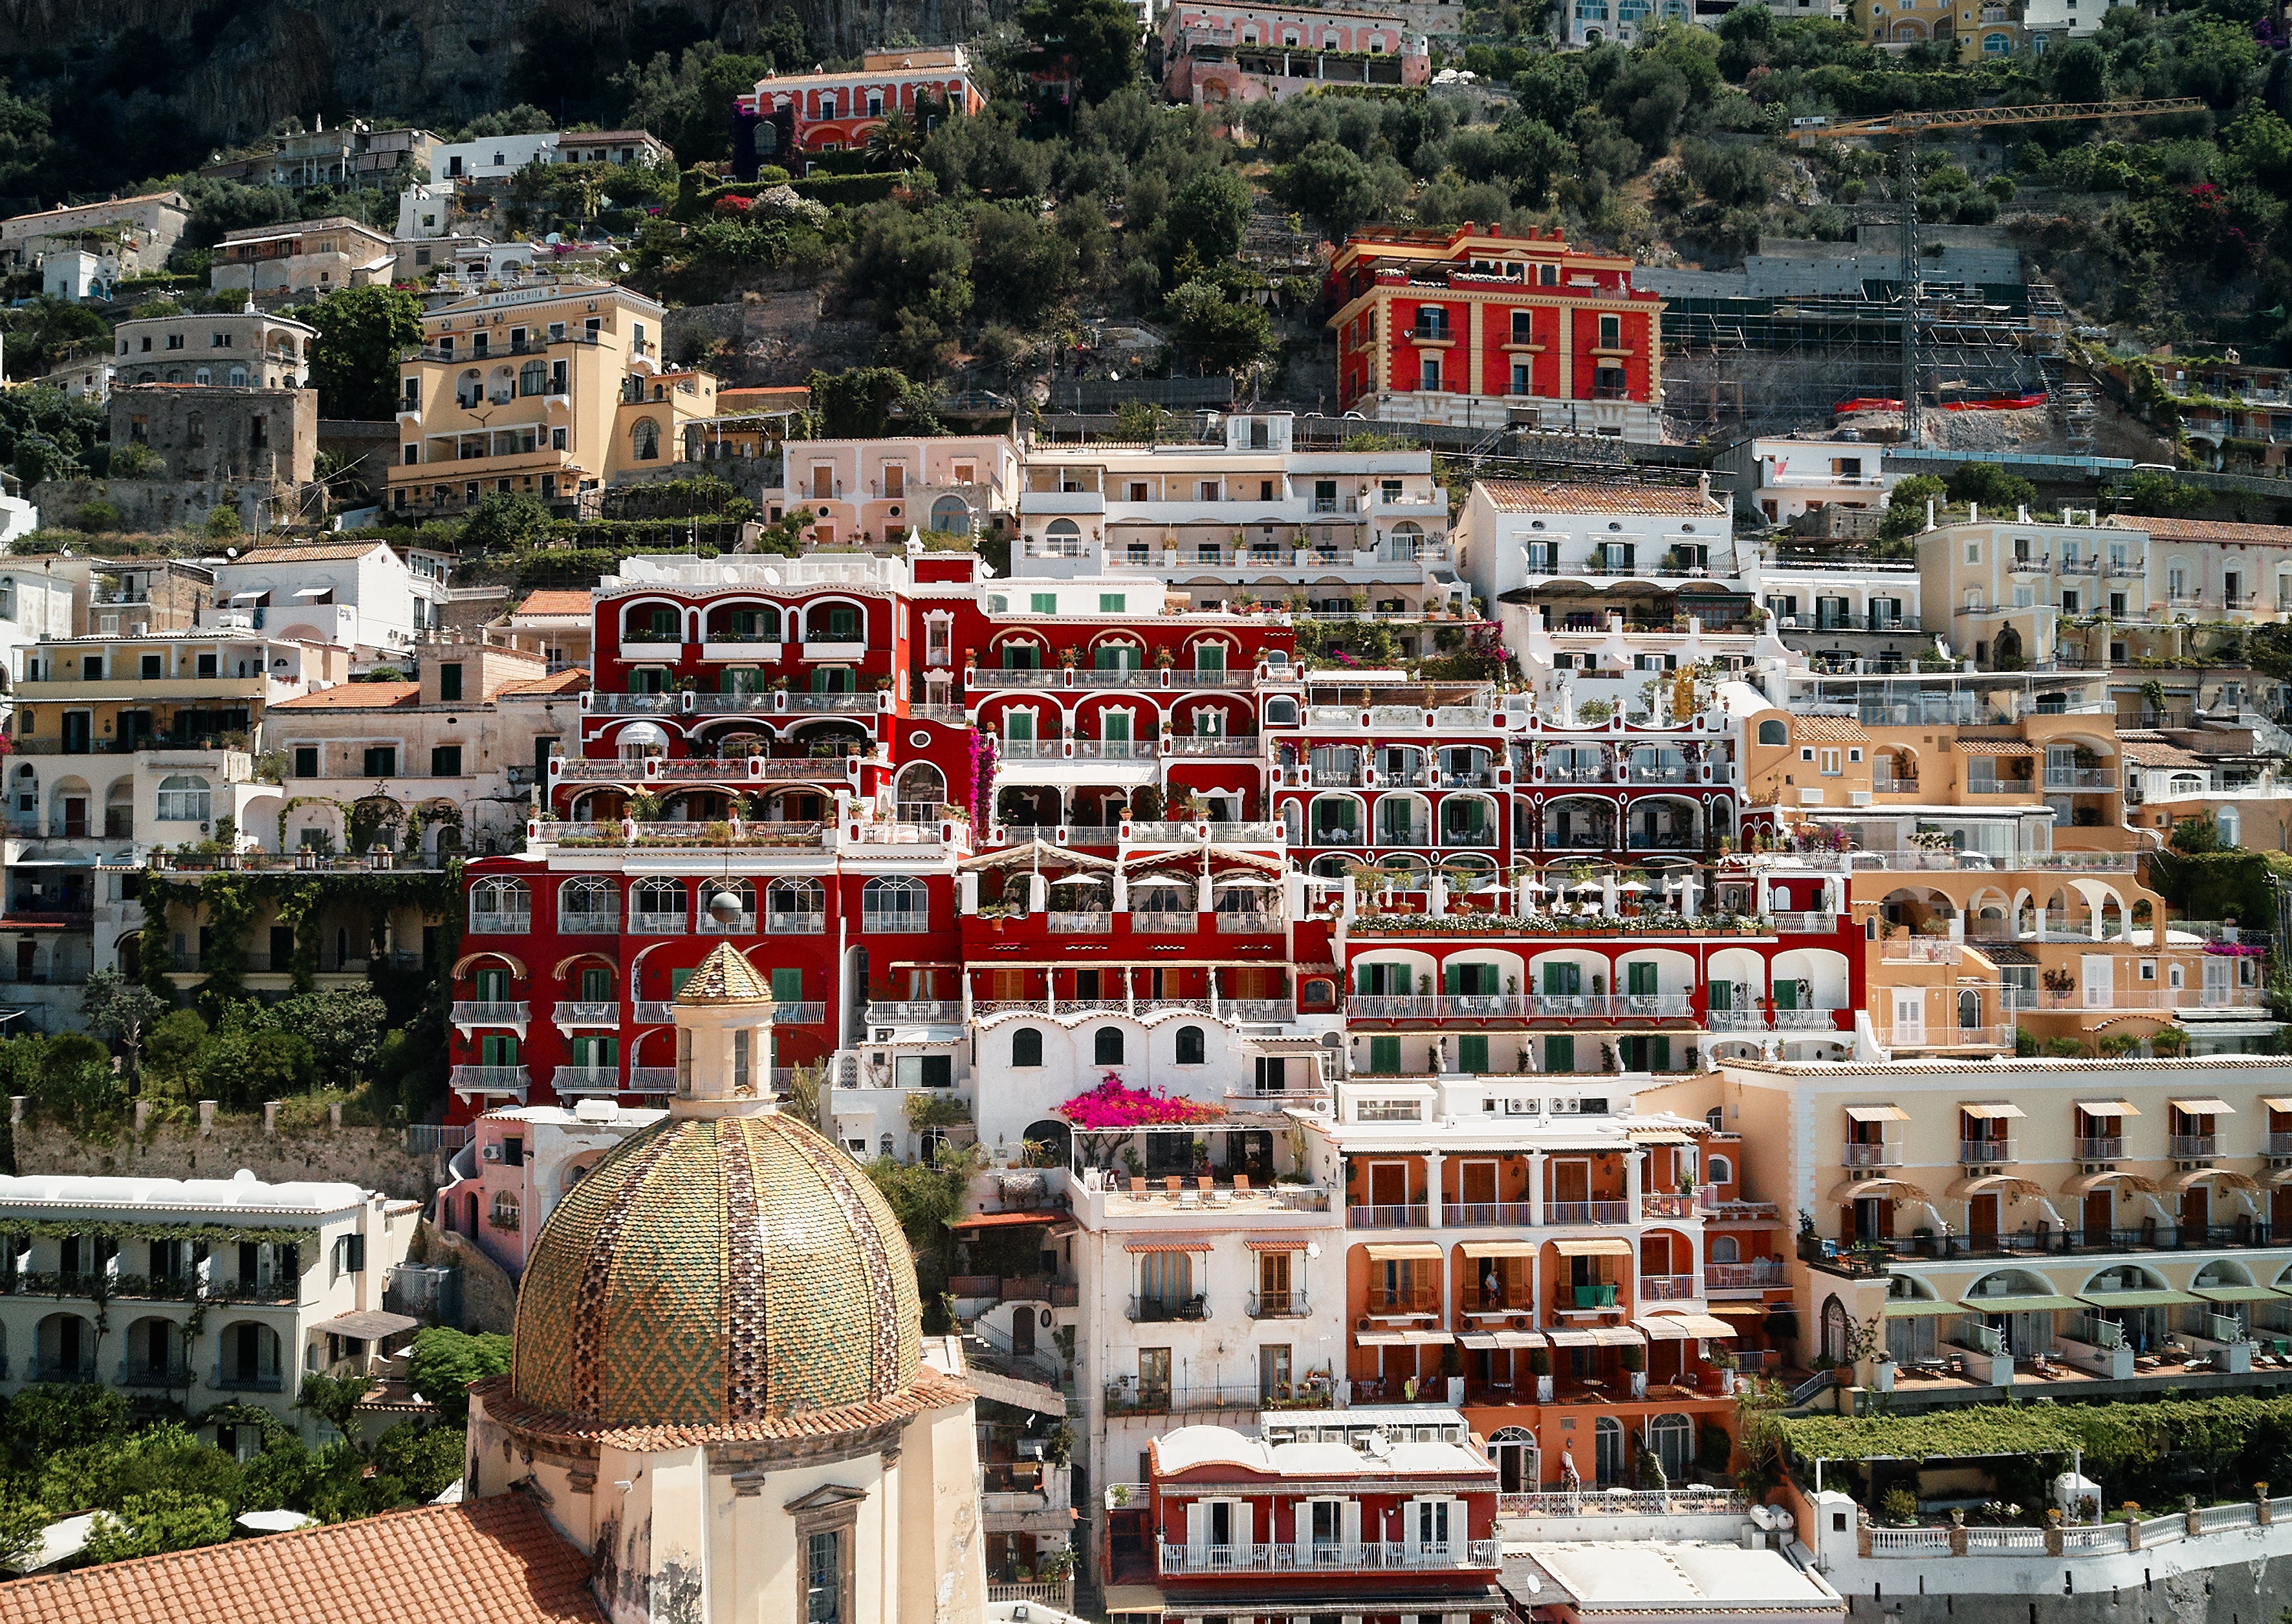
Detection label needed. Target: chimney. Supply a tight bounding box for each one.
[1697,471,1710,503]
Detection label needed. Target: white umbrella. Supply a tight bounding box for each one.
[1214,874,1279,889]
[1053,874,1107,888]
[1619,880,1650,894]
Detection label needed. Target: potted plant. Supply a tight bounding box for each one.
[1528,1345,1555,1402]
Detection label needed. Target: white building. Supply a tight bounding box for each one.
[0,1169,420,1450]
[1712,434,1897,529]
[204,540,442,662]
[41,248,106,303]
[111,309,315,393]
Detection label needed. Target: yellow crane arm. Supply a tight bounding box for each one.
[1791,96,2210,144]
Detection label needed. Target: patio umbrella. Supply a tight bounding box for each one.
[1053,874,1107,887]
[1619,880,1650,894]
[1213,875,1278,889]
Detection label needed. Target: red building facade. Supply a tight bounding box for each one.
[1327,223,1666,442]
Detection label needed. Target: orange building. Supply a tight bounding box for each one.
[1326,222,1666,442]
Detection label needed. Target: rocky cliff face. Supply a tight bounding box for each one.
[1,0,1003,165]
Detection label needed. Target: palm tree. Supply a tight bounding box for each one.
[869,110,924,169]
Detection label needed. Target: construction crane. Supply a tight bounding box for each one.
[1788,96,2208,442]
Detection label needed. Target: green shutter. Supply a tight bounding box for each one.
[770,968,803,1002]
[1443,964,1460,997]
[580,966,613,1001]
[1774,979,1799,1011]
[1544,1035,1574,1072]
[1357,964,1377,995]
[1370,1036,1401,1074]
[1628,962,1658,996]
[1650,1036,1672,1072]
[671,967,694,995]
[480,1034,518,1065]
[1458,1035,1489,1074]
[1710,980,1732,1012]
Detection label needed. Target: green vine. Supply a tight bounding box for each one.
[0,1218,321,1253]
[276,795,347,854]
[138,869,464,1002]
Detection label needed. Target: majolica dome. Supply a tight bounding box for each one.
[509,1109,924,1432]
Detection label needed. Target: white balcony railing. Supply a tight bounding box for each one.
[1157,1539,1496,1575]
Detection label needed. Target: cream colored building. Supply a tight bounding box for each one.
[463,944,988,1624]
[210,217,397,296]
[387,277,719,517]
[771,435,1021,548]
[1684,1055,2292,1393]
[111,309,314,391]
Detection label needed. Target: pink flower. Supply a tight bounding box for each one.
[1058,1078,1223,1128]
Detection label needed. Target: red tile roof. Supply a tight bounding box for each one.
[271,680,421,710]
[230,543,395,565]
[0,1496,602,1624]
[1479,479,1723,516]
[501,668,591,697]
[512,590,593,619]
[2107,515,2292,547]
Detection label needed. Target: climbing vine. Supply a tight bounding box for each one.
[137,869,464,1003]
[0,1217,322,1253]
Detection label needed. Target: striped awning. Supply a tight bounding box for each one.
[1459,1240,1540,1259]
[2078,1100,2141,1118]
[2190,1284,2286,1304]
[1881,1298,1966,1319]
[1638,1313,1736,1339]
[1357,1329,1454,1347]
[1960,1101,2026,1120]
[1459,1330,1550,1350]
[1124,1235,1214,1253]
[1364,1242,1445,1261]
[1844,1105,1912,1123]
[1543,1328,1599,1348]
[2170,1098,2236,1115]
[2262,1098,2292,1112]
[1242,1235,1315,1252]
[1588,1325,1646,1347]
[1956,739,2038,755]
[1552,1238,1633,1257]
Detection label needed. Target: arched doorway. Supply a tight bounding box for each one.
[1490,1426,1538,1493]
[1593,1416,1626,1488]
[1820,1295,1851,1364]
[1648,1413,1694,1484]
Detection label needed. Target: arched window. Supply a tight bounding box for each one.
[489,1191,521,1231]
[629,876,685,931]
[1708,1235,1740,1264]
[1093,1027,1126,1066]
[193,367,212,385]
[519,360,547,396]
[1174,1025,1206,1065]
[929,495,972,536]
[1266,697,1298,726]
[2218,807,2241,848]
[693,877,754,935]
[1757,719,1787,746]
[1011,1027,1043,1067]
[558,875,619,933]
[1820,1295,1851,1364]
[457,369,483,408]
[469,876,530,933]
[1593,1416,1626,1488]
[1648,1413,1694,1484]
[0,578,15,621]
[1707,1154,1733,1185]
[226,365,248,386]
[186,413,206,448]
[1489,1427,1538,1493]
[895,762,946,814]
[862,876,926,933]
[767,877,824,932]
[632,418,661,460]
[155,774,211,821]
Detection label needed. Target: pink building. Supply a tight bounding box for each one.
[1161,3,1430,106]
[734,47,987,171]
[433,1102,664,1277]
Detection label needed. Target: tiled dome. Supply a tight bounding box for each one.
[508,1110,922,1433]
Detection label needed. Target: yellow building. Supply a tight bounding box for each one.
[386,277,719,517]
[1734,690,2267,1059]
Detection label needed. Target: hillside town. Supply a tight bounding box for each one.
[0,3,2287,1624]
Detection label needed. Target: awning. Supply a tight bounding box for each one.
[1845,1105,1912,1123]
[1489,1330,1547,1348]
[2262,1098,2292,1112]
[2061,1169,2161,1196]
[1459,1240,1540,1259]
[2166,1167,2260,1194]
[2169,1098,2236,1115]
[1552,1239,1633,1257]
[2079,1290,2201,1309]
[952,1211,1065,1231]
[1364,1241,1445,1261]
[1588,1325,1645,1347]
[1826,1177,1929,1204]
[1243,1235,1314,1252]
[1103,1585,1166,1616]
[1640,1313,1736,1339]
[1709,1302,1774,1317]
[311,1310,420,1341]
[228,589,263,601]
[1958,1294,2084,1314]
[1542,1328,1599,1348]
[1959,1102,2026,1120]
[1624,1127,1697,1144]
[1945,1174,2048,1200]
[1882,1298,1967,1319]
[292,586,332,598]
[1124,1235,1214,1253]
[1357,1329,1454,1346]
[2190,1284,2286,1304]
[2078,1100,2141,1118]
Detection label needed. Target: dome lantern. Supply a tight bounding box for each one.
[670,942,777,1114]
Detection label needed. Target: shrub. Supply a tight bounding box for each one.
[1881,1486,1921,1525]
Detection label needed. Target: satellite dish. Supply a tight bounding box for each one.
[708,889,744,924]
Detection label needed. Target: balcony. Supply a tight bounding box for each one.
[1842,1142,1899,1169]
[629,1067,676,1094]
[1347,1204,1430,1228]
[1128,1294,1210,1323]
[28,1359,96,1383]
[554,1001,620,1026]
[1215,911,1281,935]
[210,1367,286,1393]
[1131,911,1198,934]
[1157,1540,1498,1575]
[1247,1289,1309,1318]
[1443,1202,1534,1226]
[1959,1139,2013,1165]
[2077,1136,2125,1160]
[2172,1134,2219,1159]
[466,907,532,935]
[766,911,826,934]
[627,909,686,934]
[2044,768,2119,792]
[1640,1273,1698,1301]
[1641,1193,1698,1219]
[558,910,620,935]
[551,1066,622,1094]
[1047,911,1111,934]
[1705,1259,1786,1292]
[695,910,758,935]
[1547,1201,1632,1226]
[450,1065,529,1097]
[866,1000,961,1025]
[450,1001,527,1028]
[116,1359,194,1388]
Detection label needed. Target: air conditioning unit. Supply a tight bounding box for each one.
[481,1145,503,1162]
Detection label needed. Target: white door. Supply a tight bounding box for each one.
[2082,954,2113,1010]
[1891,990,1925,1046]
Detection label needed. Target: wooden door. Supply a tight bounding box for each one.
[2183,1184,2210,1239]
[1969,1195,2000,1239]
[2084,1189,2113,1242]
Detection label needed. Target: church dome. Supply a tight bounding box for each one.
[508,1107,924,1433]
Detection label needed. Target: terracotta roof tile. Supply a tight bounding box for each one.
[1478,479,1724,517]
[674,942,772,1005]
[271,681,421,710]
[0,1497,602,1624]
[1790,715,1868,742]
[1954,738,2038,755]
[227,543,394,565]
[512,590,593,618]
[502,668,592,696]
[2118,734,2202,769]
[2108,515,2292,547]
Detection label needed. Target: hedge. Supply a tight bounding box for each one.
[790,172,910,206]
